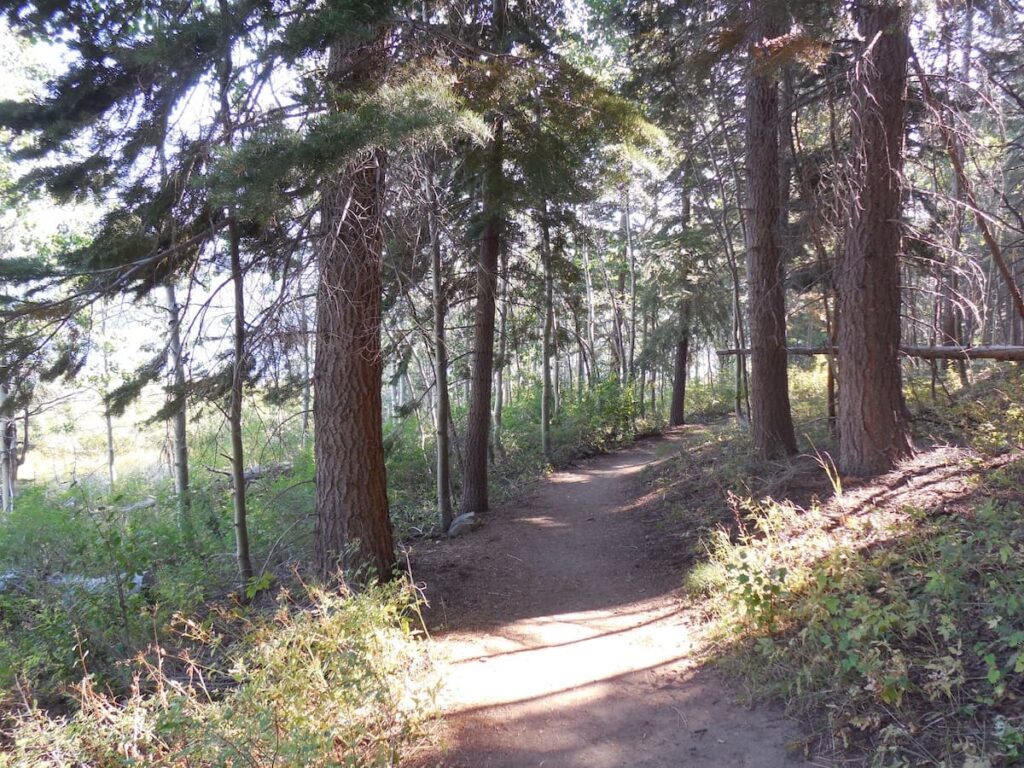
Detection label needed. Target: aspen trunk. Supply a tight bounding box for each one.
[164,282,192,533]
[0,384,13,515]
[582,240,599,384]
[427,162,453,532]
[540,207,554,462]
[492,242,508,458]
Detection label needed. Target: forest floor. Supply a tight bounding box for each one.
[407,429,809,768]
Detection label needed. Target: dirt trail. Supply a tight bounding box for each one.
[410,431,813,768]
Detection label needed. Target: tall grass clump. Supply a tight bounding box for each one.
[1,583,437,768]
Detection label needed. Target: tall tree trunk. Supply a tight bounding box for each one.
[299,291,312,451]
[427,160,453,532]
[838,1,914,475]
[540,207,554,463]
[942,3,972,386]
[463,121,502,513]
[217,3,253,587]
[227,222,254,587]
[670,300,692,427]
[492,242,508,458]
[744,0,798,459]
[670,191,693,428]
[314,30,395,581]
[582,240,599,385]
[164,282,192,533]
[462,0,507,514]
[0,384,13,515]
[625,194,637,380]
[100,305,116,490]
[104,407,116,490]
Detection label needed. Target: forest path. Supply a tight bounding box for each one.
[409,430,811,768]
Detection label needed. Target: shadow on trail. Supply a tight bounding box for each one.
[409,430,807,768]
[413,433,687,632]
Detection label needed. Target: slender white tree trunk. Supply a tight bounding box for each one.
[0,384,13,515]
[164,282,192,532]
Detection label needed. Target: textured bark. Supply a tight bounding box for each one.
[164,282,192,533]
[669,301,691,427]
[462,116,502,514]
[461,0,509,512]
[314,32,395,582]
[838,2,914,475]
[744,1,798,458]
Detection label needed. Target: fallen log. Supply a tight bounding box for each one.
[715,345,1024,362]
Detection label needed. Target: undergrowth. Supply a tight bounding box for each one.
[1,583,437,767]
[671,364,1024,766]
[0,377,653,760]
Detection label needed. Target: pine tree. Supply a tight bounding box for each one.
[837,1,914,474]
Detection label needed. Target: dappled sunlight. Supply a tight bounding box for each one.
[411,431,803,766]
[517,514,571,529]
[548,473,588,484]
[429,596,710,759]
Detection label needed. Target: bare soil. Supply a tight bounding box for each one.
[407,430,812,768]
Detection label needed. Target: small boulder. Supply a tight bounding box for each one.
[0,570,22,593]
[447,512,481,538]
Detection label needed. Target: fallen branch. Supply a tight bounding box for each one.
[910,50,1024,324]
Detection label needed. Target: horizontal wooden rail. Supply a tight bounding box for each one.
[715,345,1024,362]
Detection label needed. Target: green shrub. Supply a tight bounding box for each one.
[698,493,1024,763]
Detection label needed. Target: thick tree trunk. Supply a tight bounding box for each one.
[314,32,395,582]
[744,1,798,459]
[314,146,395,580]
[427,162,453,533]
[669,300,691,427]
[462,119,502,514]
[838,2,914,475]
[462,0,508,514]
[164,282,192,533]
